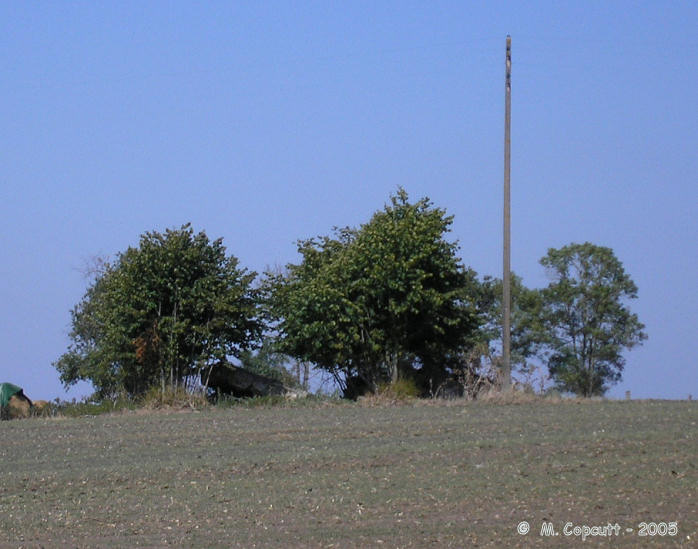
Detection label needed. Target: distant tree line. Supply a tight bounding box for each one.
[54,189,646,399]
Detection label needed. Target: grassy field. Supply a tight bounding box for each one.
[0,399,695,548]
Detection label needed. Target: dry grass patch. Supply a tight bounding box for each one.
[139,385,209,410]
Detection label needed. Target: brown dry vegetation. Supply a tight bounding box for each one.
[0,399,695,548]
[3,394,33,420]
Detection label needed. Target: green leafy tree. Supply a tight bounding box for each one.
[237,339,299,388]
[54,224,262,397]
[478,273,545,375]
[264,189,481,395]
[538,242,647,396]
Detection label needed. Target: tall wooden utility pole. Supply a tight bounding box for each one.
[502,35,512,389]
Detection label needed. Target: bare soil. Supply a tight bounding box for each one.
[0,399,695,547]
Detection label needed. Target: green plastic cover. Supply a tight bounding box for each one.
[0,383,24,408]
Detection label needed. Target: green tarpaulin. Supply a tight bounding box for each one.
[0,383,24,408]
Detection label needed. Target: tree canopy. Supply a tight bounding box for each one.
[54,224,262,397]
[537,242,647,396]
[264,189,482,395]
[477,273,545,376]
[53,200,649,401]
[237,339,299,388]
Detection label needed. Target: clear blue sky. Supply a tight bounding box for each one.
[1,2,695,400]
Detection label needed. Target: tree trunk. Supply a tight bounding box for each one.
[303,361,310,390]
[387,352,399,384]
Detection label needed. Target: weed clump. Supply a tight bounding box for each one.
[359,378,420,406]
[140,385,209,410]
[382,378,420,399]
